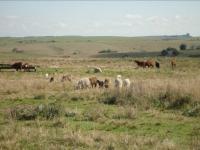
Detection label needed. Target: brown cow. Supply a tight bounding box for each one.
[89,77,98,88]
[11,62,23,71]
[171,58,176,69]
[134,60,154,68]
[146,60,154,68]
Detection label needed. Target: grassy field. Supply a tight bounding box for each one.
[0,36,200,149]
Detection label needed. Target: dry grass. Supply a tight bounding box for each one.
[0,56,199,149]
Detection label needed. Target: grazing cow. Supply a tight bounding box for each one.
[97,80,104,88]
[134,60,154,68]
[89,77,98,88]
[76,78,91,89]
[171,58,176,69]
[115,75,123,89]
[146,60,154,68]
[49,77,54,83]
[104,78,110,88]
[155,61,160,69]
[22,63,36,72]
[11,62,23,71]
[123,78,131,89]
[134,60,146,68]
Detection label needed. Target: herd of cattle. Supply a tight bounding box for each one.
[0,59,177,90]
[134,59,176,69]
[46,58,176,90]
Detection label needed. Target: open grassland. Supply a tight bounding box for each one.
[0,36,200,59]
[0,56,200,149]
[0,36,200,149]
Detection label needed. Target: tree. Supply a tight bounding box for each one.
[161,47,179,56]
[179,44,187,50]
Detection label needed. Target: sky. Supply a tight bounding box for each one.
[0,1,200,37]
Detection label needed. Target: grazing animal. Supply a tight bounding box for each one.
[146,60,154,68]
[134,60,146,68]
[134,60,154,68]
[97,80,104,88]
[45,73,49,79]
[123,78,131,89]
[89,77,98,88]
[49,77,54,83]
[11,62,23,71]
[155,61,160,69]
[22,63,36,72]
[61,75,72,82]
[76,78,91,89]
[104,78,110,88]
[115,75,123,89]
[171,58,176,69]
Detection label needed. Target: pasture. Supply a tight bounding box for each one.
[0,36,200,149]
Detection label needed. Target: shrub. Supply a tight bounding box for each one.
[156,90,191,109]
[36,103,64,119]
[179,44,187,50]
[161,47,179,56]
[9,105,37,120]
[82,107,106,121]
[8,103,64,120]
[183,105,200,117]
[98,49,117,53]
[102,95,117,105]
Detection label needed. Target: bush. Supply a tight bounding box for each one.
[98,49,117,53]
[183,105,200,117]
[156,90,191,109]
[179,44,187,50]
[8,103,64,120]
[161,47,179,56]
[9,105,37,120]
[36,103,64,119]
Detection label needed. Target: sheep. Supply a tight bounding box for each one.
[45,73,49,79]
[115,75,123,89]
[123,78,131,89]
[76,77,91,89]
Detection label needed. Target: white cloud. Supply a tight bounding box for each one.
[125,14,142,19]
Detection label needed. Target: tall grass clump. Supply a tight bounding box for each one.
[100,78,200,113]
[7,102,64,120]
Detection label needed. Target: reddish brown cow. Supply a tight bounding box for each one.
[134,60,154,68]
